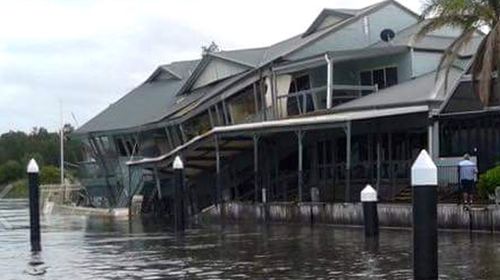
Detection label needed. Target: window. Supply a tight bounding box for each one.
[385,67,398,87]
[183,112,211,139]
[360,66,398,93]
[228,85,256,124]
[287,74,314,115]
[115,138,128,156]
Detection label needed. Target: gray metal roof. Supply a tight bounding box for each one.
[372,20,483,56]
[333,68,463,112]
[212,47,268,67]
[76,60,200,134]
[76,0,472,136]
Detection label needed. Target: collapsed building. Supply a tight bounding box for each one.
[74,0,492,214]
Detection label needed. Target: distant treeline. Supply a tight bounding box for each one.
[0,125,82,186]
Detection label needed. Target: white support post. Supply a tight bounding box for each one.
[325,54,333,109]
[428,120,440,160]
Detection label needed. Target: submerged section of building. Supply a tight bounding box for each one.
[74,0,491,215]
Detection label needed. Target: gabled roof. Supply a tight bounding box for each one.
[260,0,418,65]
[176,52,255,95]
[371,19,484,56]
[75,60,200,135]
[77,1,468,136]
[302,9,354,37]
[211,47,268,68]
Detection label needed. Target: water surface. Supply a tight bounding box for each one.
[1,199,500,279]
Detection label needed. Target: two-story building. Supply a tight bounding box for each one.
[75,0,488,213]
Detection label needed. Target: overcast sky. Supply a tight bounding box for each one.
[0,0,423,134]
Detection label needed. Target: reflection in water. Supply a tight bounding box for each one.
[1,199,500,279]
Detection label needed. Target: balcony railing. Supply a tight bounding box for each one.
[274,84,378,119]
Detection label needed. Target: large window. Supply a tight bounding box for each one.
[360,66,398,94]
[287,74,314,115]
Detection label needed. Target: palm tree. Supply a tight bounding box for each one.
[417,0,499,106]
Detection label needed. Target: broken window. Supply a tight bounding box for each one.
[115,138,128,156]
[287,74,313,116]
[183,111,211,140]
[228,85,257,124]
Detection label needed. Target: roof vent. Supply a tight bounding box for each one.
[380,29,395,42]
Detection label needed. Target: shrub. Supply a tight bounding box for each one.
[5,180,28,198]
[478,166,500,199]
[0,160,23,184]
[40,165,60,185]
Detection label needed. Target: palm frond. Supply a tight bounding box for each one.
[474,22,500,105]
[436,27,477,93]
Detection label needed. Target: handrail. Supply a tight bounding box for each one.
[276,84,378,100]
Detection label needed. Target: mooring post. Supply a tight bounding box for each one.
[361,184,378,238]
[173,156,185,231]
[27,159,41,252]
[262,187,267,222]
[411,150,438,280]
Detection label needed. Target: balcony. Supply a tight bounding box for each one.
[273,84,379,119]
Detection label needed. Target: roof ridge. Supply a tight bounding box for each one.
[218,46,269,53]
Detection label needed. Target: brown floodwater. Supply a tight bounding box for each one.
[1,199,500,279]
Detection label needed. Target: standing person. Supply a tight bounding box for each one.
[458,154,478,205]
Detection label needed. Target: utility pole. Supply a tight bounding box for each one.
[60,100,65,201]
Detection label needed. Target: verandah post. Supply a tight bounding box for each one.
[345,122,351,202]
[254,134,259,202]
[297,130,304,202]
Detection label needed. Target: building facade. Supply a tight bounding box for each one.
[75,0,490,213]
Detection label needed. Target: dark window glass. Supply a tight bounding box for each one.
[373,68,386,89]
[125,140,134,155]
[116,139,127,156]
[386,67,398,87]
[360,71,372,86]
[288,75,312,115]
[360,71,372,96]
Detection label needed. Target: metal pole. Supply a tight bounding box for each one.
[215,135,225,222]
[153,166,162,199]
[215,135,221,207]
[173,156,185,231]
[254,134,259,202]
[27,159,41,252]
[345,122,351,202]
[411,150,438,280]
[60,101,65,201]
[376,133,381,190]
[297,130,304,202]
[361,184,378,238]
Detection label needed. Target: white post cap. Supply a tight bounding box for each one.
[361,184,377,202]
[27,159,39,173]
[173,156,184,170]
[411,149,437,186]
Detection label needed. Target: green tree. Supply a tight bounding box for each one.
[0,125,83,184]
[0,160,23,184]
[418,0,498,105]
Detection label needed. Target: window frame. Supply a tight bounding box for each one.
[359,65,399,90]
